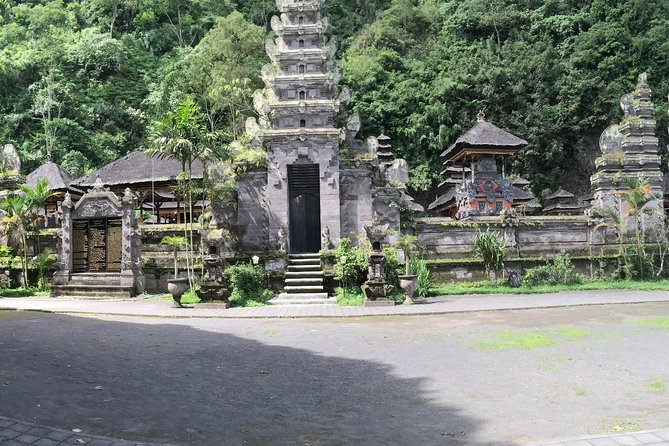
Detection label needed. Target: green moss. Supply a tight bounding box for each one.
[645,379,665,390]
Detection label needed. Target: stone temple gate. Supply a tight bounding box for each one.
[52,179,144,298]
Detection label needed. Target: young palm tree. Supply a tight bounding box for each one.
[160,235,187,279]
[1,195,30,287]
[20,178,56,252]
[146,98,223,288]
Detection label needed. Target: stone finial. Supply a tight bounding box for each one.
[92,178,105,192]
[62,192,73,208]
[638,72,649,87]
[477,111,486,122]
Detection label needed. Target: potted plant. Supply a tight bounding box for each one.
[161,235,189,308]
[394,234,422,304]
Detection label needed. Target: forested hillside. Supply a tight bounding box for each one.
[1,0,668,198]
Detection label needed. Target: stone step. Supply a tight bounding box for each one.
[285,271,323,278]
[51,285,135,299]
[288,253,321,259]
[287,264,322,272]
[288,258,321,265]
[284,278,323,285]
[283,285,325,293]
[271,292,333,305]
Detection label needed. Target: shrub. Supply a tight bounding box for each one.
[333,237,368,286]
[410,259,432,298]
[523,251,585,287]
[473,229,505,277]
[225,264,272,306]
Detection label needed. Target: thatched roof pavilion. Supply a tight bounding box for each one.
[26,162,75,192]
[70,150,207,224]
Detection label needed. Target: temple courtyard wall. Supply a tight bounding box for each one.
[28,213,632,291]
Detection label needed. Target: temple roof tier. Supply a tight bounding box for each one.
[276,0,325,13]
[440,119,527,162]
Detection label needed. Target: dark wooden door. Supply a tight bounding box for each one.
[288,164,321,253]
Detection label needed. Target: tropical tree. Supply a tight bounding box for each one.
[393,234,422,276]
[1,195,31,287]
[21,178,56,251]
[146,97,223,287]
[160,235,187,279]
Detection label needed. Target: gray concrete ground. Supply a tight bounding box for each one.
[1,293,669,445]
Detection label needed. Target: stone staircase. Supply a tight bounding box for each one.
[51,273,136,299]
[271,254,334,305]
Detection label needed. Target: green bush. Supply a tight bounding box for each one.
[523,251,585,287]
[225,264,272,306]
[473,229,505,277]
[333,237,368,286]
[410,259,432,298]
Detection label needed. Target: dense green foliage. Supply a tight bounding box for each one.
[225,263,272,306]
[473,228,505,277]
[523,251,585,286]
[1,0,668,198]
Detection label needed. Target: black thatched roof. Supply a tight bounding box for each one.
[546,187,575,201]
[543,202,582,213]
[511,186,535,202]
[511,177,531,187]
[26,162,73,191]
[428,188,456,211]
[440,120,528,158]
[71,150,205,188]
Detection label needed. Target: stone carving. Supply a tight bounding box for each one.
[277,226,287,253]
[321,225,332,250]
[361,222,394,304]
[1,144,21,172]
[75,201,122,219]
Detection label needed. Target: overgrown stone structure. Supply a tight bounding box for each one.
[591,73,664,215]
[52,179,144,298]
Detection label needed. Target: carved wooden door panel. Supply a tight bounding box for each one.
[288,164,321,254]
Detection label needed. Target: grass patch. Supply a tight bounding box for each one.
[645,379,665,390]
[473,326,594,351]
[336,288,364,306]
[574,387,586,396]
[0,288,50,298]
[429,279,669,296]
[632,317,669,328]
[600,419,643,433]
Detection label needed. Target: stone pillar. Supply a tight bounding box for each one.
[120,189,136,288]
[53,193,73,286]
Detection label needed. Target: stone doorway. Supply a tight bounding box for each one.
[288,163,321,253]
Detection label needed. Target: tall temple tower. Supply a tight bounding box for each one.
[253,0,344,254]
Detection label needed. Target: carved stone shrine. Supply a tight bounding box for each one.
[51,179,144,298]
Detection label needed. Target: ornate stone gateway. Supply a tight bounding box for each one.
[52,179,144,298]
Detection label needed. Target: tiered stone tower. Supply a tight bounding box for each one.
[591,73,663,212]
[254,0,345,254]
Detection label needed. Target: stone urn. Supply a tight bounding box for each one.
[398,275,418,305]
[167,278,190,308]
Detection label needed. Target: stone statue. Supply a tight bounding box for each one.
[277,226,287,253]
[0,144,21,173]
[321,225,332,250]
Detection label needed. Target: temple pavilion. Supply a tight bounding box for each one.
[429,113,532,218]
[70,150,206,224]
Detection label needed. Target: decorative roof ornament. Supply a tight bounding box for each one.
[477,110,486,122]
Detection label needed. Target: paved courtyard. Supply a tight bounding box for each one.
[1,296,669,445]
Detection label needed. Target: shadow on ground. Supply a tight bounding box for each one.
[0,311,510,446]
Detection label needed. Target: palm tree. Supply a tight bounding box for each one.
[20,178,56,252]
[146,98,223,288]
[160,235,187,279]
[1,195,30,287]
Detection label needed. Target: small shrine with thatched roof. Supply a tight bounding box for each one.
[543,187,581,215]
[429,113,529,219]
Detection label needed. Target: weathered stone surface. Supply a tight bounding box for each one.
[1,144,21,172]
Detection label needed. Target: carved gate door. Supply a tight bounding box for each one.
[288,164,321,253]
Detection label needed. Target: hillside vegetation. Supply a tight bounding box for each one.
[1,0,667,198]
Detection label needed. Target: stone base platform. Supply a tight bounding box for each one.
[363,299,398,307]
[271,293,334,305]
[51,273,138,299]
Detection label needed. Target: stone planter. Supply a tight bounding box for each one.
[167,278,190,308]
[398,275,418,305]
